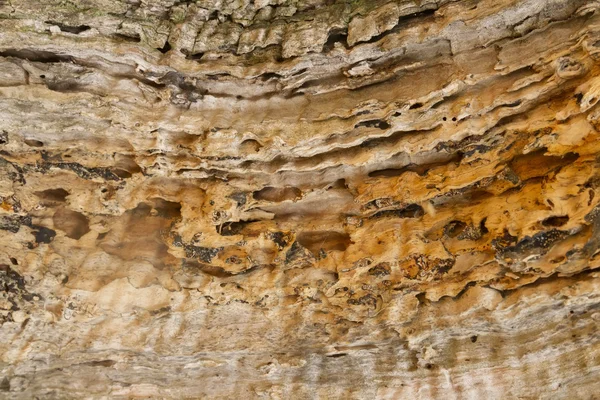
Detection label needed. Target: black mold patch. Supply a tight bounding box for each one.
[32,225,56,244]
[285,241,304,263]
[228,192,247,207]
[511,229,569,252]
[21,161,123,181]
[368,263,390,277]
[184,245,222,263]
[434,259,455,275]
[0,215,32,233]
[268,231,291,249]
[58,163,122,181]
[496,229,570,259]
[491,229,518,251]
[583,205,600,256]
[585,204,600,224]
[0,266,41,322]
[285,241,315,264]
[347,294,377,308]
[354,119,391,130]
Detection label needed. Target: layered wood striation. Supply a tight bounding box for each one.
[1,0,600,398]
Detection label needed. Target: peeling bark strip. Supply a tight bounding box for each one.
[1,0,600,398]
